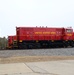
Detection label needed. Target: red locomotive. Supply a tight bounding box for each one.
[8,36,17,49]
[14,27,74,49]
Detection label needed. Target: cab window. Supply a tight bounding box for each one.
[66,29,73,33]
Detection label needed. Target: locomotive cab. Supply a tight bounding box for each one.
[63,27,74,47]
[64,28,73,40]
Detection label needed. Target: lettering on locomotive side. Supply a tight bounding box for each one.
[50,32,56,34]
[35,32,42,34]
[43,32,50,34]
[35,32,56,34]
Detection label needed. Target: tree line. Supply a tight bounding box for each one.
[0,37,8,49]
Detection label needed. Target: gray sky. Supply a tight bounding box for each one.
[0,0,74,37]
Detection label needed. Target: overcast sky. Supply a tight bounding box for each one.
[0,0,74,37]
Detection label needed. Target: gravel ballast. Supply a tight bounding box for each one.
[0,48,74,58]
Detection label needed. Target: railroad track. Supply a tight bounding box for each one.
[0,48,74,58]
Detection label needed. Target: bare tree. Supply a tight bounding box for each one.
[0,37,8,49]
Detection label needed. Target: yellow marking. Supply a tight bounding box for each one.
[35,32,42,34]
[66,34,72,36]
[35,32,56,34]
[19,40,22,42]
[36,40,38,42]
[43,32,50,34]
[52,40,54,42]
[51,32,56,34]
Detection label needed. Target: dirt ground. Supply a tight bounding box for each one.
[0,56,74,63]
